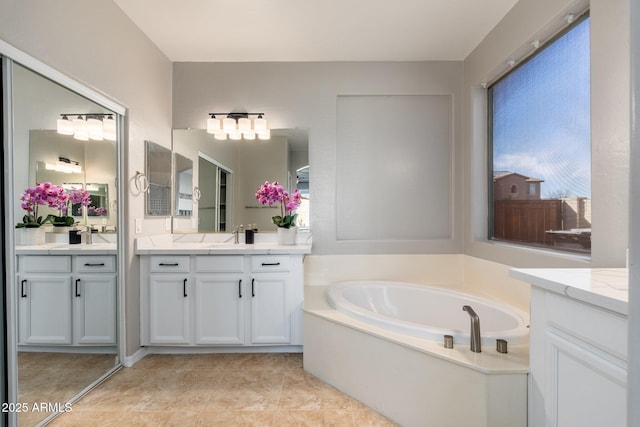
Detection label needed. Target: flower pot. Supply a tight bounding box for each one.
[16,227,45,246]
[277,227,297,245]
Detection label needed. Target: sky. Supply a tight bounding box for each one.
[491,17,591,199]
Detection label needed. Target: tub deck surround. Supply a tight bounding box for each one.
[305,286,529,375]
[135,233,312,255]
[304,285,528,427]
[509,268,628,315]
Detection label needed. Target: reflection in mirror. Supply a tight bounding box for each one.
[145,140,172,216]
[171,128,309,233]
[199,154,231,232]
[12,62,120,426]
[174,153,193,217]
[30,129,116,228]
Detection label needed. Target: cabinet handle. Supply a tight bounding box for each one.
[261,262,281,266]
[252,278,255,297]
[238,279,243,298]
[183,278,188,297]
[75,279,81,297]
[159,262,179,266]
[21,280,27,298]
[84,263,105,267]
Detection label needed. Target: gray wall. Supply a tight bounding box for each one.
[173,61,464,254]
[0,0,174,356]
[463,0,630,268]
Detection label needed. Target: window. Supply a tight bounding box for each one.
[488,14,591,254]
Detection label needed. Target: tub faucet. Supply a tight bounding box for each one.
[462,305,481,353]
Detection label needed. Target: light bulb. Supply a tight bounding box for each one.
[56,116,73,135]
[103,116,117,141]
[207,117,221,134]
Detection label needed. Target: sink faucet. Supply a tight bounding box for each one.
[81,225,93,245]
[462,305,481,353]
[232,226,242,244]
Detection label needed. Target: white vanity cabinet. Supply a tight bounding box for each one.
[529,287,627,427]
[141,253,305,348]
[510,268,629,427]
[18,254,117,346]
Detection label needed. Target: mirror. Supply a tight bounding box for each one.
[30,130,116,227]
[145,140,172,217]
[12,62,120,426]
[171,129,309,233]
[174,153,193,217]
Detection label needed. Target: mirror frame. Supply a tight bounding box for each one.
[1,40,126,426]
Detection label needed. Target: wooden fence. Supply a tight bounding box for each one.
[493,199,562,246]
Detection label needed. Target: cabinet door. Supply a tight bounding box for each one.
[148,275,191,344]
[74,275,117,344]
[18,276,72,344]
[194,275,244,345]
[250,275,291,344]
[545,330,626,427]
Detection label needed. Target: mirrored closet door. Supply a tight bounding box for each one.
[2,49,124,427]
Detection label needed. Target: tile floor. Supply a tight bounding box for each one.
[18,352,116,427]
[48,353,398,426]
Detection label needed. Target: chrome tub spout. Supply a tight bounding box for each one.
[462,305,482,353]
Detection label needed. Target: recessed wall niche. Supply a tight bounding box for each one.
[336,94,452,241]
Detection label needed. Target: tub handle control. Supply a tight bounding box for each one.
[496,339,508,354]
[444,335,454,349]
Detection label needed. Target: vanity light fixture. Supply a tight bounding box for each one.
[56,113,117,141]
[206,112,270,141]
[45,156,82,174]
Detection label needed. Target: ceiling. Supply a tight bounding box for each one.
[113,0,519,62]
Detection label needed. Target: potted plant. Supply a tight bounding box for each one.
[47,187,91,227]
[255,181,302,244]
[16,182,60,244]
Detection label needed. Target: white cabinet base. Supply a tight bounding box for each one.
[529,287,628,427]
[141,254,304,349]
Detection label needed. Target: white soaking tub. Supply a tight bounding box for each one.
[326,280,529,346]
[303,281,530,427]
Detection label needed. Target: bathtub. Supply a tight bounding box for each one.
[326,280,529,347]
[304,281,529,427]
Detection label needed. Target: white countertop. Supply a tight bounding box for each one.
[16,242,117,255]
[509,268,628,316]
[135,233,312,255]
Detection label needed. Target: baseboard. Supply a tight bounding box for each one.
[122,347,148,367]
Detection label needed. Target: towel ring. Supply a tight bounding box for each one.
[134,171,150,193]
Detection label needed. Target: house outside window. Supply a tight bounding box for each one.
[488,14,591,254]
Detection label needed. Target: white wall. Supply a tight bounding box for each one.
[172,61,464,255]
[0,0,173,355]
[463,0,630,268]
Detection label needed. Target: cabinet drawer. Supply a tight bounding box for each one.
[19,255,71,273]
[251,255,291,272]
[194,255,244,273]
[76,256,116,273]
[149,256,190,273]
[546,292,628,360]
